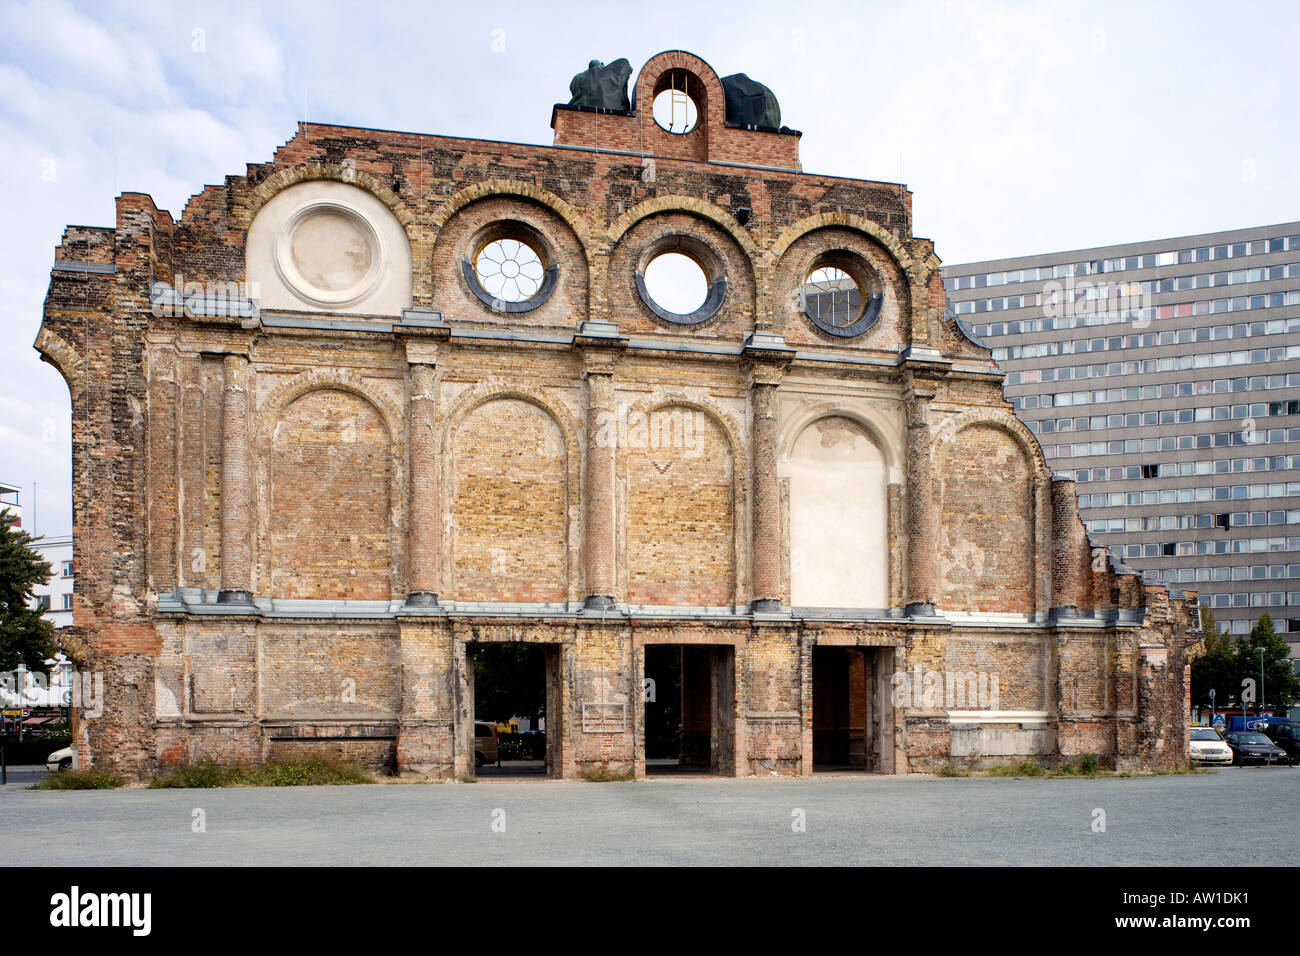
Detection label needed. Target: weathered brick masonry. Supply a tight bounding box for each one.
[36,51,1197,779]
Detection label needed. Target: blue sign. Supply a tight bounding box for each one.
[1212,714,1225,729]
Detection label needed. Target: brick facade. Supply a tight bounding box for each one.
[35,51,1197,780]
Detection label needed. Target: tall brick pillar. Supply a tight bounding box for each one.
[1033,474,1052,618]
[741,334,794,613]
[749,370,783,612]
[904,383,937,616]
[1050,474,1082,618]
[217,353,252,604]
[582,353,618,609]
[406,359,440,606]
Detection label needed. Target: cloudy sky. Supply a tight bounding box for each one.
[1,0,1297,538]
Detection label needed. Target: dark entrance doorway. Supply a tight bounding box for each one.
[643,644,734,775]
[467,642,561,778]
[812,646,875,772]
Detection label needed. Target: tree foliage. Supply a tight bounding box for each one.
[1238,614,1299,712]
[1190,607,1236,708]
[1190,610,1299,712]
[0,509,58,673]
[471,643,547,723]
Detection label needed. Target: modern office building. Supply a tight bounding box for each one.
[30,534,74,629]
[0,483,73,628]
[0,480,21,527]
[943,222,1300,656]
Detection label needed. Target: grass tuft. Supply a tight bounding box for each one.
[150,758,371,789]
[148,762,228,789]
[935,761,971,777]
[986,758,1046,777]
[1051,753,1104,777]
[32,769,124,790]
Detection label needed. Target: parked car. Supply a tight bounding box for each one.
[473,721,499,768]
[1223,731,1289,766]
[45,745,74,773]
[1262,721,1300,765]
[1188,727,1233,765]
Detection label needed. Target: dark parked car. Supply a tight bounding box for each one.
[1223,731,1289,766]
[1262,722,1300,765]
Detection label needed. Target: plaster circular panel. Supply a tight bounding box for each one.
[274,202,384,308]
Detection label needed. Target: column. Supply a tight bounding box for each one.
[217,353,252,604]
[904,384,937,616]
[1050,475,1080,618]
[749,369,782,612]
[178,356,205,589]
[1034,474,1052,618]
[583,357,617,609]
[406,361,440,606]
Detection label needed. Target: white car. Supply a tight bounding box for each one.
[1189,727,1232,765]
[45,746,75,773]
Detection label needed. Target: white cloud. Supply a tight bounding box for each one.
[5,0,172,102]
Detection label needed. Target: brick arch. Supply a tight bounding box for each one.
[441,386,578,603]
[930,409,1050,482]
[256,367,403,448]
[440,384,580,466]
[769,212,916,274]
[619,389,747,473]
[430,180,595,268]
[632,50,728,145]
[253,369,406,598]
[618,390,747,607]
[240,162,414,230]
[605,195,758,258]
[34,327,84,401]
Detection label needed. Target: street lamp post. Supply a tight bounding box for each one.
[13,663,26,741]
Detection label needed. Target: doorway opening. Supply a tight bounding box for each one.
[643,644,734,775]
[467,642,561,778]
[812,646,878,772]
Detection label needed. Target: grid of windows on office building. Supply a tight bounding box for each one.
[942,223,1300,646]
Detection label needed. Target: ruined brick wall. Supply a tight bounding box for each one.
[450,398,569,602]
[270,389,392,600]
[625,406,734,605]
[35,50,1196,781]
[937,424,1035,613]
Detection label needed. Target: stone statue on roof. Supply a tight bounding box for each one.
[721,73,781,129]
[568,58,633,112]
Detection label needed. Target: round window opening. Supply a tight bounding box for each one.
[474,237,546,303]
[799,259,883,337]
[643,252,709,315]
[802,266,862,329]
[652,72,700,134]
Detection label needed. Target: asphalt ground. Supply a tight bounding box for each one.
[3,763,1295,866]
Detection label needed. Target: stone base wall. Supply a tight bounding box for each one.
[76,615,1193,781]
